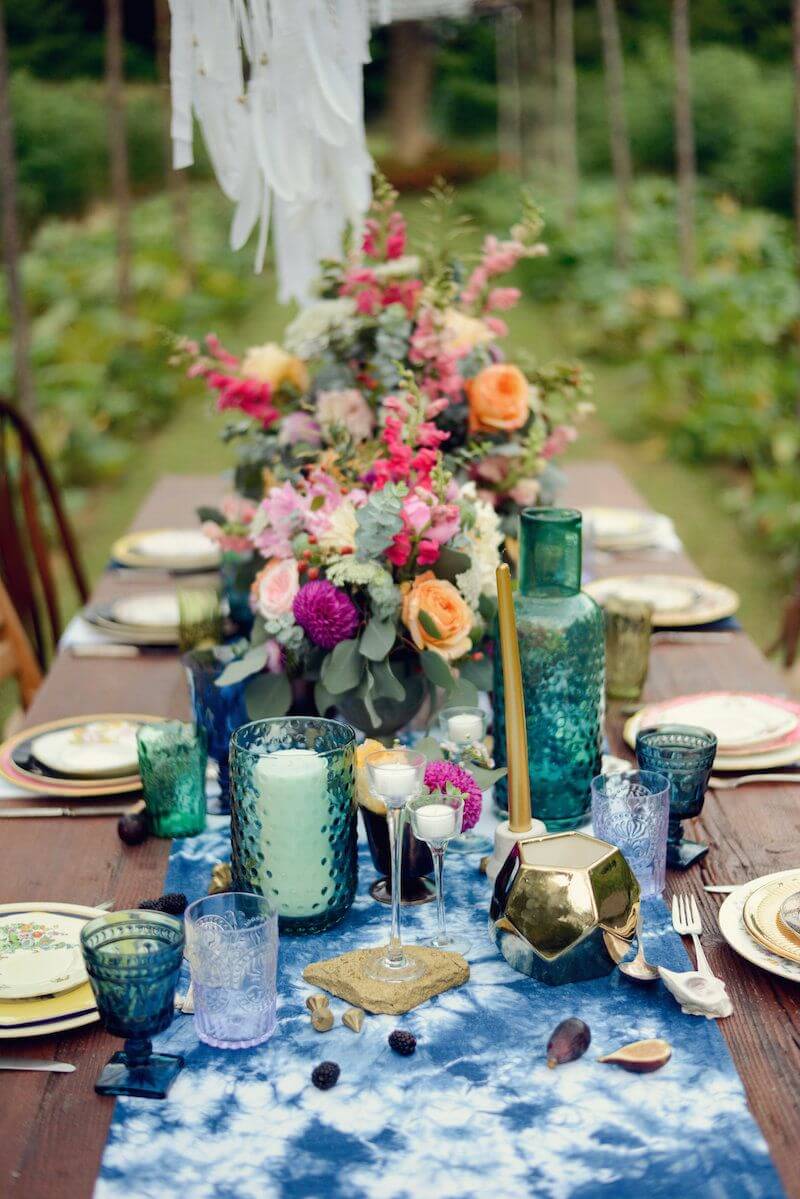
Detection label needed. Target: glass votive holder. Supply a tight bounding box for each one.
[80,910,185,1098]
[183,647,250,813]
[635,724,718,870]
[178,588,223,652]
[407,791,469,955]
[440,706,486,753]
[137,721,208,838]
[230,717,358,934]
[590,770,670,897]
[603,597,653,702]
[184,892,279,1049]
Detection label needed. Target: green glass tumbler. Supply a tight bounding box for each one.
[604,597,653,702]
[493,508,604,831]
[80,910,185,1098]
[177,588,222,652]
[137,720,208,838]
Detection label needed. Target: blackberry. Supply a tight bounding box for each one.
[311,1061,340,1090]
[117,812,148,846]
[139,893,188,916]
[388,1029,417,1056]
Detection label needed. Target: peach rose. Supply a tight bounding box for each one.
[241,343,309,392]
[402,571,473,662]
[467,364,530,434]
[251,558,299,621]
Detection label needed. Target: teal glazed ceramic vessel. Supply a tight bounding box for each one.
[494,508,604,831]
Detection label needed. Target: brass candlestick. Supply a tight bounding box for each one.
[485,564,546,882]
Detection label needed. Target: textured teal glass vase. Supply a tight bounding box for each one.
[493,509,604,831]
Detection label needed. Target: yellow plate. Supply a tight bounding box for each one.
[742,874,800,965]
[111,528,220,572]
[0,902,105,1038]
[585,574,739,628]
[0,713,164,797]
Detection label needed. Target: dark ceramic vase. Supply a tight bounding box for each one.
[360,807,435,905]
[336,651,426,740]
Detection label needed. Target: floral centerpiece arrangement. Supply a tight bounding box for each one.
[215,382,502,734]
[174,177,592,516]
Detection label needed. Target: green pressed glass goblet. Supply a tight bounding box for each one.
[80,910,185,1098]
[635,724,718,870]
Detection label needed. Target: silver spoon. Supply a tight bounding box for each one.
[618,908,659,982]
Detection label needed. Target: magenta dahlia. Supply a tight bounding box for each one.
[424,760,482,832]
[293,579,359,650]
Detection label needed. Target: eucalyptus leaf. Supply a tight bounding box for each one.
[471,764,508,791]
[360,616,397,662]
[320,637,364,694]
[196,506,226,525]
[459,654,493,691]
[420,649,454,691]
[357,667,381,729]
[446,677,480,708]
[245,672,292,719]
[215,642,269,686]
[479,593,497,623]
[314,681,335,716]
[432,546,472,583]
[371,658,405,702]
[249,620,268,647]
[415,735,445,763]
[418,609,443,641]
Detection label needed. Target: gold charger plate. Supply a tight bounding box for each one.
[111,528,220,572]
[584,573,739,628]
[0,713,164,797]
[742,873,800,965]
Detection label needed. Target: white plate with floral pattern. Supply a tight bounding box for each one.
[0,909,87,1000]
[30,720,141,778]
[718,870,800,984]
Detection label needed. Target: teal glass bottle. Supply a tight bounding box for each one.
[493,509,604,831]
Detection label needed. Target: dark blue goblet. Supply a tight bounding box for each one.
[80,911,185,1099]
[635,724,718,870]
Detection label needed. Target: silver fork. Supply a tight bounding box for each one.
[672,893,713,979]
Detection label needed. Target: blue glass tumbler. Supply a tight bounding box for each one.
[635,724,718,869]
[184,648,249,814]
[80,911,185,1099]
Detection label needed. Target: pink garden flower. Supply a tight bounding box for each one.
[423,760,482,832]
[251,558,300,621]
[316,389,375,444]
[293,580,360,649]
[542,424,578,460]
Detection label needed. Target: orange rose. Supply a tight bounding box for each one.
[402,572,473,662]
[467,364,530,434]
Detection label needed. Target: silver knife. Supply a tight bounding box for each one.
[0,805,133,818]
[0,1059,75,1073]
[703,884,742,894]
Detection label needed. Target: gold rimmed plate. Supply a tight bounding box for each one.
[112,528,220,572]
[742,874,800,965]
[585,574,739,628]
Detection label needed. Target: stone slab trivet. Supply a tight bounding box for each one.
[302,946,469,1014]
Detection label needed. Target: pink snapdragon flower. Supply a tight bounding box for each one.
[542,424,578,460]
[486,287,521,312]
[253,483,309,558]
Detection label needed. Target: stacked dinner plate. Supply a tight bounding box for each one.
[111,528,221,573]
[0,714,162,799]
[84,592,181,646]
[582,506,678,553]
[718,871,800,985]
[0,902,104,1038]
[585,574,739,628]
[624,691,800,772]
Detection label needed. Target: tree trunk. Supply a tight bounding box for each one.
[154,0,193,282]
[672,0,696,280]
[554,0,579,222]
[387,22,436,168]
[496,7,523,175]
[105,0,133,315]
[597,0,632,267]
[0,0,35,415]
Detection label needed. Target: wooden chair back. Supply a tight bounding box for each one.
[0,575,42,710]
[0,397,89,668]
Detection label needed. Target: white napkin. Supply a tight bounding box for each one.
[658,966,733,1019]
[58,614,114,649]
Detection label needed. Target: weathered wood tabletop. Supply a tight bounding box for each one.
[2,465,798,1199]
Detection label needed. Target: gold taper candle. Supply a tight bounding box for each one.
[496,563,532,834]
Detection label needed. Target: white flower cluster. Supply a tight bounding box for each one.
[455,483,503,610]
[284,298,358,358]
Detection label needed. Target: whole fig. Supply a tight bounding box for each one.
[117,811,149,846]
[546,1017,591,1068]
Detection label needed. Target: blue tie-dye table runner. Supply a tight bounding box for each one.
[97,813,784,1199]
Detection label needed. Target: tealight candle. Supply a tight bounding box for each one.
[447,712,484,745]
[413,802,458,842]
[254,748,330,919]
[371,761,419,805]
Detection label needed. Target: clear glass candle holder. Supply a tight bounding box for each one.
[407,791,469,955]
[365,748,427,983]
[184,647,250,813]
[439,706,490,857]
[603,598,653,702]
[590,770,670,897]
[230,718,358,935]
[80,910,185,1099]
[185,892,279,1049]
[137,721,207,838]
[635,724,718,869]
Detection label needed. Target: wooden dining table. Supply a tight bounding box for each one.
[1,463,799,1199]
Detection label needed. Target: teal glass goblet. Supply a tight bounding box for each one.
[80,910,185,1098]
[635,724,718,870]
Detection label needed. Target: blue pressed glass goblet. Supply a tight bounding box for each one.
[80,911,185,1099]
[635,724,718,870]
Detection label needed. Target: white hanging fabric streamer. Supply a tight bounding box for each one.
[167,0,373,302]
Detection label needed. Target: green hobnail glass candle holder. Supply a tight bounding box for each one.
[493,509,604,830]
[137,720,208,838]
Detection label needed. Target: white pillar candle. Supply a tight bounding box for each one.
[447,712,484,744]
[372,762,418,804]
[254,748,330,919]
[414,803,458,841]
